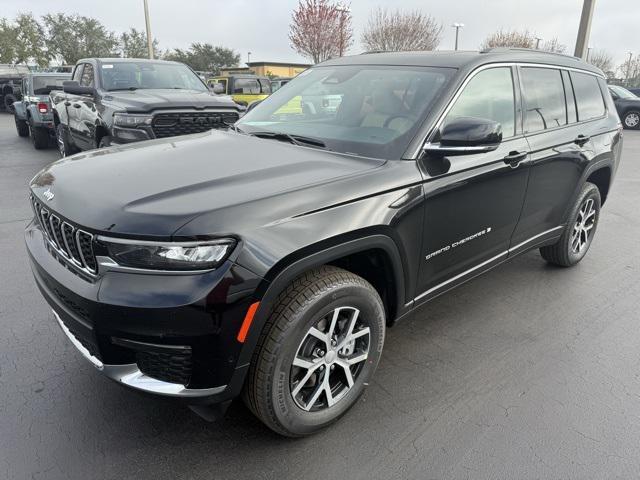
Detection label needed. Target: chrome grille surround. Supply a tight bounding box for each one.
[30,194,98,277]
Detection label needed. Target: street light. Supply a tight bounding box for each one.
[143,0,153,59]
[247,51,252,64]
[452,23,464,51]
[587,46,592,61]
[627,51,634,85]
[336,4,351,57]
[535,37,543,50]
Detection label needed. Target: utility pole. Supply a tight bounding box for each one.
[574,0,596,59]
[143,0,153,59]
[452,23,464,51]
[535,37,543,49]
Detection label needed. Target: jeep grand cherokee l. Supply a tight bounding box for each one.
[49,58,243,156]
[26,49,622,437]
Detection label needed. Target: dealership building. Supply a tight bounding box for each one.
[219,61,311,78]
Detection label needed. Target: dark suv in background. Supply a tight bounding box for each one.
[608,84,640,129]
[27,49,621,437]
[49,58,243,156]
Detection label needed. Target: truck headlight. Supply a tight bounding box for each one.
[100,238,236,271]
[113,113,153,128]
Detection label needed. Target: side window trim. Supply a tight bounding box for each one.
[569,70,606,123]
[72,64,84,83]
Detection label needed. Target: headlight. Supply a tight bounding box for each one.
[100,238,236,271]
[113,113,153,128]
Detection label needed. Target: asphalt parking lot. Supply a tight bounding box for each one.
[1,112,640,480]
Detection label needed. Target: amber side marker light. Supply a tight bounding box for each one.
[237,302,260,343]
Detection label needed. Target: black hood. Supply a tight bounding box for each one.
[30,130,384,238]
[101,89,240,113]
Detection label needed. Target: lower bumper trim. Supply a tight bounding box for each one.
[53,310,227,398]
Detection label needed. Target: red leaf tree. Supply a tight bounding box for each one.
[289,0,353,63]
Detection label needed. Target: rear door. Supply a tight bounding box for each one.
[415,66,531,304]
[510,66,607,252]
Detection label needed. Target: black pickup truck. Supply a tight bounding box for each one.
[50,58,243,156]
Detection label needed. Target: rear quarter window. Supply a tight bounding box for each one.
[570,71,605,121]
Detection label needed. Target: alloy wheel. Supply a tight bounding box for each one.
[290,306,370,412]
[625,112,640,128]
[570,198,596,254]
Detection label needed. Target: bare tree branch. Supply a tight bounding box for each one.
[361,8,442,52]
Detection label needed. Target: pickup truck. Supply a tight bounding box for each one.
[13,72,71,149]
[50,57,244,157]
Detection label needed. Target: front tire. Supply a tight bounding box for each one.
[14,116,29,137]
[540,182,601,267]
[623,111,640,130]
[55,123,77,157]
[244,266,385,437]
[31,125,49,150]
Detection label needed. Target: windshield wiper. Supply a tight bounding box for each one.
[248,131,329,150]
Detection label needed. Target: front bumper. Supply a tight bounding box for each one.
[26,220,261,405]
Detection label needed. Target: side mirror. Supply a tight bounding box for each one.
[211,83,225,94]
[246,99,263,113]
[424,116,502,156]
[63,80,96,96]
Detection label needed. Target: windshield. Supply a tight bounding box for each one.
[32,76,69,94]
[609,85,637,99]
[237,65,454,159]
[101,61,208,92]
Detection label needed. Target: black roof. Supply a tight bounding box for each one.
[321,48,603,76]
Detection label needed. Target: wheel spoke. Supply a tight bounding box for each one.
[291,364,321,397]
[292,356,316,370]
[324,380,335,407]
[327,308,341,339]
[308,326,328,345]
[304,378,326,411]
[339,361,355,387]
[350,326,370,342]
[345,353,368,366]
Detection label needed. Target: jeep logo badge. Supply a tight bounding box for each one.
[43,188,54,201]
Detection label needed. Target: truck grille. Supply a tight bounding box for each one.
[31,195,98,276]
[151,111,239,138]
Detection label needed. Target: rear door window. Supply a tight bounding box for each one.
[520,67,567,133]
[79,64,94,87]
[570,71,605,121]
[72,65,83,83]
[561,70,578,124]
[233,78,260,94]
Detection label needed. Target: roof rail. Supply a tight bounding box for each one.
[480,47,581,60]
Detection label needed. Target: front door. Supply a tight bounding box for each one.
[68,62,96,150]
[415,66,531,304]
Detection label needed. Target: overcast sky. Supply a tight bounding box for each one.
[5,0,636,67]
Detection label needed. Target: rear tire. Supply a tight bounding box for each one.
[540,182,601,267]
[623,110,640,130]
[243,266,385,437]
[4,93,16,113]
[55,123,77,157]
[14,116,29,137]
[31,125,49,150]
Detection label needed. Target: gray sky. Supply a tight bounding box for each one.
[5,0,637,67]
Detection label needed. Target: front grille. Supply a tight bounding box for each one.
[136,349,193,386]
[31,195,97,276]
[151,111,239,138]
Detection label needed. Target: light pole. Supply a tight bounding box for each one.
[143,0,153,59]
[336,4,351,57]
[586,46,592,61]
[452,23,464,51]
[535,37,543,49]
[247,51,252,64]
[627,51,634,85]
[574,0,596,59]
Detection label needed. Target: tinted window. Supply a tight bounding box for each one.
[521,67,567,133]
[80,64,94,87]
[32,76,69,94]
[571,72,605,121]
[234,78,260,94]
[445,67,516,138]
[72,65,83,83]
[101,62,207,92]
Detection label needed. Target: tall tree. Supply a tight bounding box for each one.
[120,28,160,58]
[480,29,535,50]
[43,13,119,64]
[289,0,351,63]
[0,18,18,64]
[618,55,640,88]
[361,8,442,52]
[164,43,239,73]
[0,14,49,65]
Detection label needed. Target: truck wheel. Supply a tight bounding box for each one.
[540,182,601,267]
[14,116,29,137]
[4,94,17,113]
[623,111,640,130]
[98,136,113,148]
[55,123,77,157]
[244,266,385,437]
[30,125,50,150]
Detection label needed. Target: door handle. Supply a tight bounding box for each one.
[574,134,590,146]
[503,150,528,167]
[72,103,81,108]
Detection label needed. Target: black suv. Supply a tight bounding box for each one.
[608,84,640,129]
[26,49,622,437]
[49,58,243,156]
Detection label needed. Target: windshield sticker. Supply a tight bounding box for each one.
[102,64,113,69]
[425,227,492,261]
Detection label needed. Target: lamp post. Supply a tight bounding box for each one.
[143,0,154,59]
[627,51,634,85]
[247,51,252,64]
[586,46,592,61]
[535,37,543,49]
[452,23,464,51]
[336,4,351,57]
[574,0,596,59]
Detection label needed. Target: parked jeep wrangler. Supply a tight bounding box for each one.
[50,58,243,156]
[27,49,622,437]
[13,73,71,149]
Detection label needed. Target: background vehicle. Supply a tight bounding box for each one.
[208,74,271,106]
[27,49,621,437]
[50,57,244,156]
[627,87,640,96]
[270,77,292,92]
[608,84,640,129]
[0,64,29,113]
[13,72,71,149]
